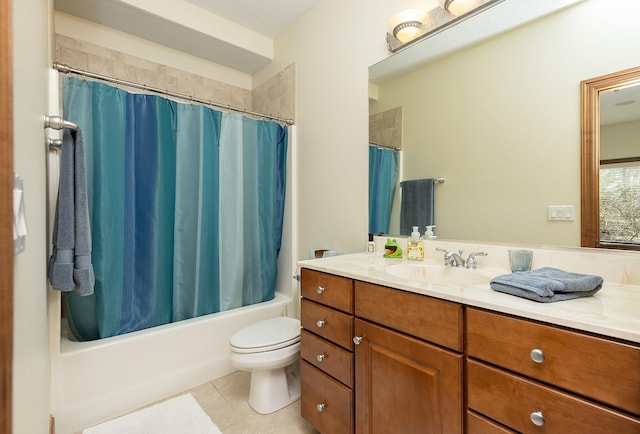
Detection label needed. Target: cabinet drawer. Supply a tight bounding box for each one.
[467,308,640,415]
[468,359,640,434]
[467,411,516,434]
[301,329,353,388]
[301,360,353,434]
[355,281,463,351]
[301,299,354,350]
[301,269,354,313]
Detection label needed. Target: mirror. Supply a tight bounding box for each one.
[580,66,640,250]
[369,0,640,249]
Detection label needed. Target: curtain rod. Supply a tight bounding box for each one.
[369,141,400,151]
[53,62,295,126]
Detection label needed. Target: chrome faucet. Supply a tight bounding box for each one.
[436,248,488,269]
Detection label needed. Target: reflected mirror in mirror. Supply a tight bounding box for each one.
[369,0,640,249]
[581,66,640,251]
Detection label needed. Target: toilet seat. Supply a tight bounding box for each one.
[230,317,301,354]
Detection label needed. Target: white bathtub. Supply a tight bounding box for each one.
[50,291,295,434]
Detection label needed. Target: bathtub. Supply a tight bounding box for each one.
[50,291,295,434]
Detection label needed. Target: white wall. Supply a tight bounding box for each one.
[12,0,54,432]
[254,0,400,257]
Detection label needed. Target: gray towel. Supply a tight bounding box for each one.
[490,267,603,303]
[400,178,434,236]
[48,128,95,296]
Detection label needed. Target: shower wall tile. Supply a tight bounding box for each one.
[252,63,295,122]
[54,34,295,124]
[369,106,402,150]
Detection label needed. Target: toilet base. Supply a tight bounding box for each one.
[248,361,301,414]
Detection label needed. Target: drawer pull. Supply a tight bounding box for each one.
[353,336,363,345]
[316,319,326,328]
[317,402,326,412]
[316,353,326,362]
[530,348,545,364]
[530,411,545,426]
[316,286,325,294]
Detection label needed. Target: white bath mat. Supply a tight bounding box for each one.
[83,393,222,434]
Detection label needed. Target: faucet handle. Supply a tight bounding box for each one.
[436,247,455,266]
[466,251,488,269]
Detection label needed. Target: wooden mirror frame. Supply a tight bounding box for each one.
[581,65,640,250]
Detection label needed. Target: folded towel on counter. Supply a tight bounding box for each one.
[490,267,603,303]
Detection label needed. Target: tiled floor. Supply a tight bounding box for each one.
[81,370,318,434]
[187,370,318,434]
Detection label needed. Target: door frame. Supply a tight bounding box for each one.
[0,0,14,431]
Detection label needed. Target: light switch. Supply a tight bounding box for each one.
[548,205,575,221]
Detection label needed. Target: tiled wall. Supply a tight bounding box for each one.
[369,106,402,150]
[252,63,295,123]
[54,34,295,123]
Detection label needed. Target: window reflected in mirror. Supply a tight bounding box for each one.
[599,85,640,246]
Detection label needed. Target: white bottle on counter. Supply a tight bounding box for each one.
[407,226,424,261]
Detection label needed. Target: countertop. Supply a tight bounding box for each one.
[298,252,640,344]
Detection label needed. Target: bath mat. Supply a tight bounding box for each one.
[83,393,222,434]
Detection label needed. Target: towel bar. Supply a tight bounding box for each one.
[44,115,78,131]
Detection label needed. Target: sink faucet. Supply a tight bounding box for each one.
[436,248,488,269]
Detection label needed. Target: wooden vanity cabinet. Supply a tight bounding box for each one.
[466,308,640,433]
[300,269,354,433]
[354,281,464,434]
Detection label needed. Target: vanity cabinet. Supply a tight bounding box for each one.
[466,308,640,433]
[300,269,354,433]
[353,281,464,434]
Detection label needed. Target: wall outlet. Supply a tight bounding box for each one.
[548,205,575,221]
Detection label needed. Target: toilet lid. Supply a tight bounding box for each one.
[230,317,301,352]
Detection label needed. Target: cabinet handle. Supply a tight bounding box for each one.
[316,353,326,362]
[530,411,544,426]
[316,319,326,328]
[317,402,326,412]
[353,336,363,345]
[530,348,545,364]
[316,286,325,294]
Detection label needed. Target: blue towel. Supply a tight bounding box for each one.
[400,178,435,236]
[490,267,603,303]
[48,128,95,296]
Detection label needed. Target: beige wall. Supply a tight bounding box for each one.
[371,0,640,246]
[12,0,53,432]
[253,0,395,256]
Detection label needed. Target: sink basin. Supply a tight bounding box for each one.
[385,263,492,286]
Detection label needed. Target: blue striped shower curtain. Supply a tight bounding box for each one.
[61,77,288,341]
[369,145,399,234]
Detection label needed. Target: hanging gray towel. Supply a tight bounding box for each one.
[490,267,603,303]
[48,128,95,296]
[400,178,435,235]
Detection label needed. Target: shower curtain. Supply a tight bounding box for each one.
[369,145,399,234]
[60,77,288,341]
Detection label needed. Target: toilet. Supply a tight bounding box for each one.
[229,316,301,414]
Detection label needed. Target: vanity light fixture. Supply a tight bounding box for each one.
[386,0,504,53]
[441,0,483,17]
[388,9,427,44]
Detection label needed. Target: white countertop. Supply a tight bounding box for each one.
[298,252,640,344]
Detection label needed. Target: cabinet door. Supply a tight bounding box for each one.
[354,319,463,434]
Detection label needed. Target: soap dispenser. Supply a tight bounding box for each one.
[407,226,424,261]
[425,225,437,239]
